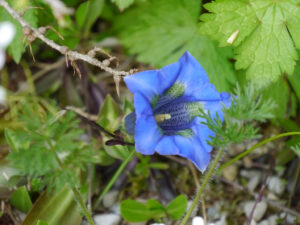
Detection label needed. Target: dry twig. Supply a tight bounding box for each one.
[0,0,135,77]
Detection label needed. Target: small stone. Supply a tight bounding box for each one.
[267,214,279,225]
[248,174,261,192]
[222,165,238,181]
[258,220,269,225]
[286,213,296,224]
[0,86,6,105]
[103,190,119,208]
[246,219,257,225]
[129,222,147,225]
[267,176,285,196]
[244,201,268,221]
[266,192,278,201]
[214,213,227,225]
[240,170,261,180]
[206,202,222,220]
[93,213,121,225]
[111,203,121,215]
[192,217,205,225]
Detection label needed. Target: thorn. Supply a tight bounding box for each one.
[88,47,119,66]
[29,43,36,62]
[113,75,121,97]
[65,54,69,67]
[71,60,82,79]
[39,26,64,40]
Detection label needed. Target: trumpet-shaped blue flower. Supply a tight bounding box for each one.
[124,52,231,172]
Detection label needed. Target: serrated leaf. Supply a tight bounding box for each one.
[111,0,135,10]
[10,186,32,213]
[200,0,300,85]
[288,53,300,102]
[120,199,153,222]
[114,0,236,92]
[166,194,187,220]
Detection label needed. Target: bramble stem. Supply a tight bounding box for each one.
[180,147,225,225]
[93,149,135,208]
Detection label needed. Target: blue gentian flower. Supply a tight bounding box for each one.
[124,52,231,172]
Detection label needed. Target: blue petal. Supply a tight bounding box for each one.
[172,117,215,171]
[192,117,215,153]
[124,61,180,102]
[195,91,230,123]
[220,92,231,108]
[156,136,180,155]
[125,112,136,135]
[135,115,162,155]
[175,134,211,172]
[133,92,153,116]
[174,52,223,101]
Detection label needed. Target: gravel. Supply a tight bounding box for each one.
[243,201,268,221]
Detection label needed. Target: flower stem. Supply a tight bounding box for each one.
[219,131,300,171]
[72,187,95,225]
[51,143,95,225]
[93,149,135,208]
[180,147,225,225]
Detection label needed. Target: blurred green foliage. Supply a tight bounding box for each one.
[1,0,300,224]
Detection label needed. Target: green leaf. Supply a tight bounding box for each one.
[262,78,290,118]
[98,95,121,131]
[0,1,38,63]
[200,0,300,85]
[120,199,153,222]
[149,162,169,170]
[22,187,82,225]
[76,2,88,28]
[288,53,300,102]
[292,147,300,158]
[76,0,104,35]
[145,199,166,218]
[166,195,187,220]
[111,0,134,10]
[114,0,236,92]
[36,220,49,225]
[10,186,32,213]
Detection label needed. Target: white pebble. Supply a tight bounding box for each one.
[0,86,6,105]
[267,176,285,196]
[0,22,15,49]
[93,213,121,225]
[244,201,268,221]
[103,190,119,208]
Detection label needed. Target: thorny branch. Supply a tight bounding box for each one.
[0,0,135,77]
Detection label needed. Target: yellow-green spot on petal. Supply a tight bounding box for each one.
[175,129,194,138]
[188,102,204,119]
[151,95,160,108]
[165,82,185,98]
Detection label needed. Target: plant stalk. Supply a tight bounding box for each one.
[219,132,300,171]
[93,149,135,208]
[180,147,225,225]
[51,143,95,225]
